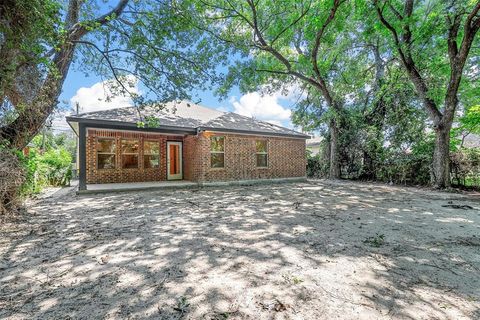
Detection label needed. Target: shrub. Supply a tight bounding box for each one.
[451,148,480,188]
[20,147,72,196]
[306,150,329,178]
[0,148,25,216]
[307,153,323,178]
[38,148,72,186]
[307,132,434,185]
[1,141,73,216]
[375,150,431,185]
[18,149,41,195]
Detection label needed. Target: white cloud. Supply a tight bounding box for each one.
[230,92,291,120]
[70,77,139,114]
[51,78,139,132]
[228,86,304,128]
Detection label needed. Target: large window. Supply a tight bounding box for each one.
[256,140,268,167]
[97,138,116,169]
[144,140,160,169]
[121,139,139,169]
[210,136,225,168]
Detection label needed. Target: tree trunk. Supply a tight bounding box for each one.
[432,124,451,188]
[329,119,341,179]
[359,43,385,181]
[0,42,76,149]
[361,151,375,180]
[1,0,130,150]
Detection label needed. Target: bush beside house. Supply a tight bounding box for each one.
[20,147,73,195]
[1,131,74,215]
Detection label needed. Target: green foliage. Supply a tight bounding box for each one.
[451,148,480,188]
[20,148,72,195]
[180,0,359,103]
[367,1,480,108]
[18,151,40,195]
[306,97,434,185]
[377,148,432,186]
[38,148,72,186]
[76,0,226,105]
[173,296,190,314]
[306,151,329,179]
[30,131,76,155]
[18,132,74,195]
[460,105,480,134]
[137,116,161,129]
[364,233,385,247]
[452,105,480,145]
[0,0,61,52]
[0,0,62,90]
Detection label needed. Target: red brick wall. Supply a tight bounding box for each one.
[183,135,204,182]
[86,128,306,184]
[184,132,306,183]
[86,129,182,184]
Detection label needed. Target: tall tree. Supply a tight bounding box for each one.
[179,0,356,178]
[0,0,221,150]
[373,0,480,188]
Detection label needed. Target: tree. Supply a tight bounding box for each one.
[0,0,223,214]
[0,0,61,102]
[373,0,480,188]
[179,0,358,178]
[1,0,222,150]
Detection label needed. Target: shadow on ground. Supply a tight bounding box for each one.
[1,180,479,319]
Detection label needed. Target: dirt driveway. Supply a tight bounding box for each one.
[1,180,479,319]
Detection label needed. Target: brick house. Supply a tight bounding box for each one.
[66,101,309,191]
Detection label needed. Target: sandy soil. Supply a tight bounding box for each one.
[0,180,479,320]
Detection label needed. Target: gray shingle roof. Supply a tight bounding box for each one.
[67,100,308,138]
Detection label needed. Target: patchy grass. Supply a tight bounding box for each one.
[363,233,385,247]
[0,180,479,319]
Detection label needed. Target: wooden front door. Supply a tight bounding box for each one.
[167,141,182,180]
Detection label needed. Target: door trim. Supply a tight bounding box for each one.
[166,141,183,180]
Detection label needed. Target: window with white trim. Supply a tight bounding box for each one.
[121,139,139,169]
[256,140,268,167]
[144,140,160,169]
[210,136,225,168]
[97,138,116,169]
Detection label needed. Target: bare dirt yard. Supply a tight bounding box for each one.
[1,180,479,319]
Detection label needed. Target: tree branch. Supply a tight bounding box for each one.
[443,2,480,122]
[374,0,442,123]
[271,2,311,44]
[70,0,130,39]
[310,0,344,106]
[73,40,134,98]
[255,69,290,75]
[447,13,462,63]
[244,0,328,95]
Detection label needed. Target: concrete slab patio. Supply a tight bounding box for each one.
[80,177,306,194]
[1,180,479,319]
[84,180,198,194]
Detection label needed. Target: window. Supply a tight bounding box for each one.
[144,140,160,169]
[97,138,116,169]
[256,140,268,167]
[121,139,139,169]
[210,136,225,168]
